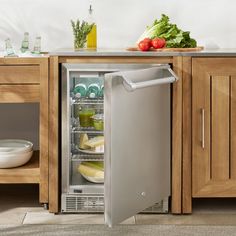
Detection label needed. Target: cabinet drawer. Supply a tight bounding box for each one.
[0,85,40,103]
[0,66,40,84]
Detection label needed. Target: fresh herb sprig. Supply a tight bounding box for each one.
[71,19,94,49]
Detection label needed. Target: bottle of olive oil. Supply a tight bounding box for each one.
[87,5,97,50]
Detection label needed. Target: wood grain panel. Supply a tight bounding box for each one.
[199,59,236,76]
[211,76,230,180]
[193,179,236,197]
[192,58,236,198]
[231,76,236,179]
[59,56,173,64]
[49,56,59,213]
[192,59,211,196]
[0,66,40,84]
[0,151,40,183]
[172,56,182,214]
[0,57,48,65]
[0,85,40,103]
[182,57,192,213]
[39,59,49,203]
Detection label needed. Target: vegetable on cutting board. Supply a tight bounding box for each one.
[137,14,197,49]
[151,38,166,49]
[138,40,150,51]
[143,38,152,47]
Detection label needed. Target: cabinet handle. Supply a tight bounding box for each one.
[201,108,205,149]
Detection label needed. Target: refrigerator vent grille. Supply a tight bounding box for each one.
[142,199,168,213]
[63,195,104,212]
[62,194,168,213]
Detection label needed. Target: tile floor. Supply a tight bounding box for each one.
[1,184,236,225]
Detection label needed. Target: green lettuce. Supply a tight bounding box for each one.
[137,14,197,48]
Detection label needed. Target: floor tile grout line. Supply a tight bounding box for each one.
[21,212,27,225]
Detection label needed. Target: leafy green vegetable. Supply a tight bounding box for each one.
[71,19,94,49]
[137,14,197,48]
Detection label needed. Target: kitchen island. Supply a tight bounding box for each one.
[48,49,236,218]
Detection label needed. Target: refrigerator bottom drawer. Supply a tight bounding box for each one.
[61,194,169,213]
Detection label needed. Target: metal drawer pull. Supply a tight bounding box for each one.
[201,108,205,149]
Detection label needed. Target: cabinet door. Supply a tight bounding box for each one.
[104,65,178,226]
[192,58,236,197]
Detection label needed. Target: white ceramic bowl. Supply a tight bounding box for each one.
[0,139,33,153]
[0,150,33,168]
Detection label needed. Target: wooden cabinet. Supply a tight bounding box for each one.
[192,58,236,197]
[182,57,236,213]
[49,56,183,213]
[0,58,49,204]
[48,55,236,214]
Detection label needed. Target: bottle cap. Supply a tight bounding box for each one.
[90,92,95,98]
[75,93,81,98]
[89,5,93,14]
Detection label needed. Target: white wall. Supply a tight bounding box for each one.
[0,0,235,146]
[0,0,235,51]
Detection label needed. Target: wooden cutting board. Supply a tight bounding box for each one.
[126,46,204,52]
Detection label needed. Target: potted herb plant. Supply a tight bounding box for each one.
[71,19,94,50]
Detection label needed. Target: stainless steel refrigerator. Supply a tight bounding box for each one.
[61,63,178,226]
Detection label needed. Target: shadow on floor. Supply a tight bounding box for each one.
[193,198,236,213]
[0,184,41,213]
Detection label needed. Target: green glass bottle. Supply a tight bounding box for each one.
[74,83,87,98]
[87,83,100,98]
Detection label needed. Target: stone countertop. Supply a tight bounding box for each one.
[0,51,49,58]
[49,48,179,57]
[50,48,236,57]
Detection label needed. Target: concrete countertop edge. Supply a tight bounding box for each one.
[1,49,236,58]
[49,48,236,57]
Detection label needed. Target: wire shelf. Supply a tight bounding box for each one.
[72,154,104,161]
[72,126,104,134]
[71,98,104,105]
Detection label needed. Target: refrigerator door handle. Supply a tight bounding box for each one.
[121,67,178,92]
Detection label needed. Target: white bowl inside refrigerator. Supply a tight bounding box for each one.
[0,150,33,168]
[0,139,33,153]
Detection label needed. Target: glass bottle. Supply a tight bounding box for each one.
[32,36,41,54]
[5,38,17,57]
[99,85,104,98]
[74,83,87,98]
[87,83,100,98]
[87,5,97,49]
[20,32,29,53]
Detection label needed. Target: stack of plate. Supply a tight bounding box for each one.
[0,139,33,168]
